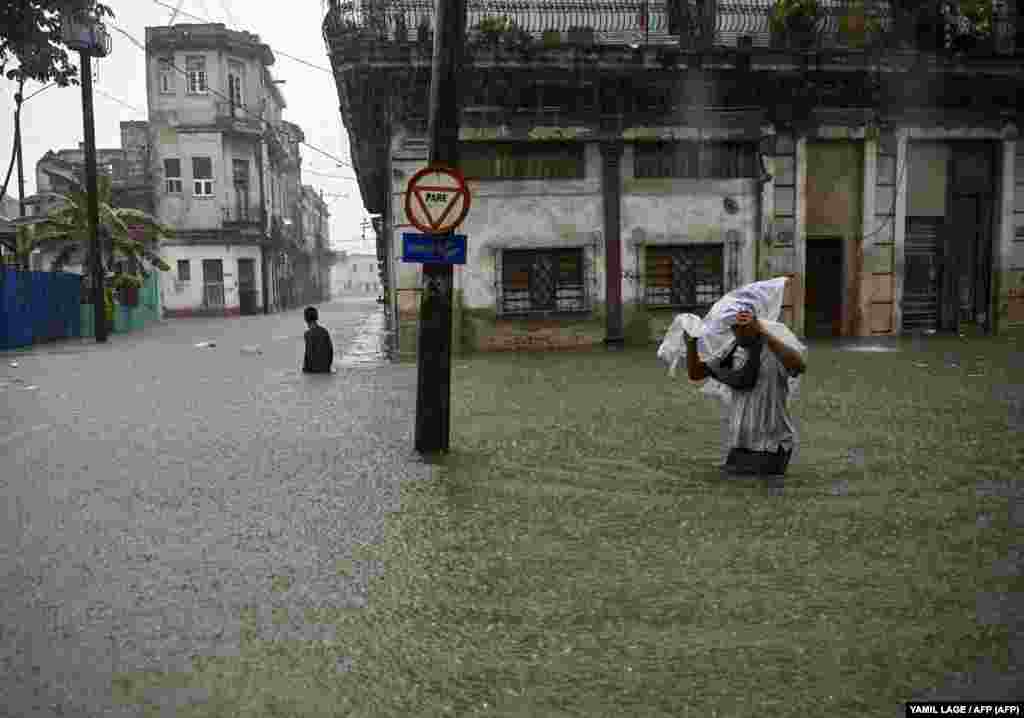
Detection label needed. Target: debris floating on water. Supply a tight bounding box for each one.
[913,362,929,368]
[194,341,217,348]
[9,361,18,368]
[240,345,263,355]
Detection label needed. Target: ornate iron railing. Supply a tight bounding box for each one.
[324,0,1018,54]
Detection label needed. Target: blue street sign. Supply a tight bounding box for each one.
[401,233,467,265]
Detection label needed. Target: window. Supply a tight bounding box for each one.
[158,58,175,94]
[192,157,214,197]
[500,249,587,315]
[644,245,724,311]
[177,259,191,281]
[460,143,585,180]
[164,158,182,194]
[232,159,249,186]
[186,55,208,94]
[228,60,244,108]
[635,142,759,179]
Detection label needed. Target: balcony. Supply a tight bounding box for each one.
[215,101,263,135]
[324,0,1019,57]
[222,205,263,242]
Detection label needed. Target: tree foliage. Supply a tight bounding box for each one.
[0,0,113,86]
[29,174,173,275]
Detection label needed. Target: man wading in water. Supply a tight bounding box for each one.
[657,278,808,480]
[685,309,807,477]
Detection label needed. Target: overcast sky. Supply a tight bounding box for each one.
[0,0,377,256]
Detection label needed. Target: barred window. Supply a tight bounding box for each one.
[186,56,208,94]
[177,259,191,282]
[460,143,585,180]
[501,249,587,315]
[635,142,758,179]
[645,244,724,311]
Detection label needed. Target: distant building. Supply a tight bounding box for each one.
[331,252,381,296]
[145,22,324,318]
[300,185,331,302]
[26,122,153,272]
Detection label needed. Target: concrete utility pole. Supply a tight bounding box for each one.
[81,53,107,342]
[414,0,466,454]
[64,13,112,342]
[14,76,25,220]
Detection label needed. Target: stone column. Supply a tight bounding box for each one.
[601,140,625,349]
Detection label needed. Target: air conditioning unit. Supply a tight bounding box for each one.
[174,280,186,294]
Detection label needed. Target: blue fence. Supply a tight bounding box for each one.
[0,269,83,351]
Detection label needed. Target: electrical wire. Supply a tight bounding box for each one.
[149,0,333,74]
[93,86,145,113]
[107,21,355,173]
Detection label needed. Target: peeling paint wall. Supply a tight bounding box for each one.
[1003,139,1024,326]
[158,244,262,314]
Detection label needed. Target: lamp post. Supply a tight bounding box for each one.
[62,13,112,342]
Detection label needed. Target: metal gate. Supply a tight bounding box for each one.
[903,218,941,331]
[202,259,225,310]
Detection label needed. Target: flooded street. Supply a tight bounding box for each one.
[0,298,427,717]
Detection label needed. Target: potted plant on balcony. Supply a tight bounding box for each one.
[471,16,532,52]
[840,0,883,47]
[111,272,143,307]
[542,28,562,48]
[769,0,822,49]
[949,0,995,53]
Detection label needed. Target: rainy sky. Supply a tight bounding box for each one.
[0,0,373,255]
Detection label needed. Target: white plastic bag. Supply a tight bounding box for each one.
[656,277,806,405]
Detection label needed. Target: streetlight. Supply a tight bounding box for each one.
[62,11,112,343]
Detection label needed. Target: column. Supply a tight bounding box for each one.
[601,140,625,349]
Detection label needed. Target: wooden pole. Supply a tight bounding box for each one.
[414,0,465,454]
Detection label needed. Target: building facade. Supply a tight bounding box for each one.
[324,0,1024,354]
[145,23,323,318]
[300,185,332,302]
[331,252,382,296]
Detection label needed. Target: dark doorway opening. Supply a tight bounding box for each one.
[805,237,844,337]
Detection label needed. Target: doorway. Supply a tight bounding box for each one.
[238,258,257,315]
[805,237,844,337]
[202,259,225,310]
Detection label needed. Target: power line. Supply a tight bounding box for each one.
[107,21,355,172]
[93,87,145,113]
[149,0,333,73]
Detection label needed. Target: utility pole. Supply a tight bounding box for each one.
[14,76,25,220]
[64,13,112,342]
[414,0,466,455]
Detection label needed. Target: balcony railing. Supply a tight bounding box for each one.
[223,205,259,225]
[324,0,1018,55]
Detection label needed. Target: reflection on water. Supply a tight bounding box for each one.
[337,309,394,366]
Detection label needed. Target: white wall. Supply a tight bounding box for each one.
[160,244,262,312]
[155,130,224,230]
[331,253,381,294]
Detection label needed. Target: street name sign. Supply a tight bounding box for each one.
[401,233,467,265]
[404,164,471,235]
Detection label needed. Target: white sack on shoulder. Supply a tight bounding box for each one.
[655,277,806,405]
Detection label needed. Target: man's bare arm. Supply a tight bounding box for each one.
[685,335,710,381]
[761,327,806,375]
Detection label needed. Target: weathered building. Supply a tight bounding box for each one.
[331,251,382,296]
[324,0,1023,354]
[25,121,154,274]
[145,23,324,318]
[300,185,332,302]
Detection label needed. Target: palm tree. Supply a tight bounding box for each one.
[32,174,172,280]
